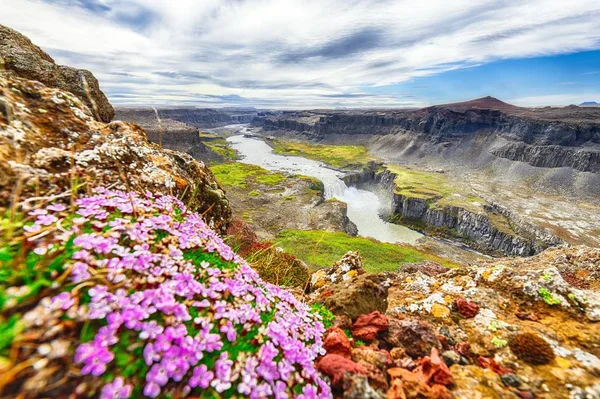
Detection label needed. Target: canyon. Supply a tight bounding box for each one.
[115,98,600,257]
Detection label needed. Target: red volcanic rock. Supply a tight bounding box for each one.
[323,327,352,359]
[418,348,454,386]
[477,356,513,375]
[455,297,479,318]
[387,367,452,399]
[352,311,389,341]
[454,341,472,360]
[385,318,441,359]
[515,311,540,322]
[316,354,366,388]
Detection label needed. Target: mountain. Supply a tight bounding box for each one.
[434,96,520,111]
[580,101,600,106]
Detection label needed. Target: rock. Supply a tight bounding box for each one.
[455,297,479,318]
[358,361,389,392]
[400,262,450,277]
[310,251,365,290]
[441,351,461,367]
[343,374,386,399]
[352,346,393,371]
[352,311,389,341]
[384,318,441,359]
[323,327,352,359]
[0,25,114,122]
[310,273,388,320]
[316,354,366,389]
[387,367,452,399]
[500,373,522,388]
[418,348,454,386]
[0,76,231,233]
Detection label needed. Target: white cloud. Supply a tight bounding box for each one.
[2,0,600,108]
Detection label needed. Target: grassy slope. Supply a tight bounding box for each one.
[272,140,377,169]
[210,163,288,188]
[275,230,459,272]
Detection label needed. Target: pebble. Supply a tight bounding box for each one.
[500,373,521,388]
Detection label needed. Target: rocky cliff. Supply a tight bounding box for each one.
[253,100,600,174]
[344,164,561,256]
[0,24,114,122]
[0,75,231,233]
[116,107,256,129]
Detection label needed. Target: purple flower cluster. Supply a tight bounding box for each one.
[28,188,331,399]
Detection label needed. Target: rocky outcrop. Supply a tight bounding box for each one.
[344,163,561,256]
[310,247,600,398]
[491,142,600,173]
[0,24,114,122]
[116,107,256,129]
[0,75,231,232]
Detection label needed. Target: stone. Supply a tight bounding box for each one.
[352,311,389,341]
[455,297,479,318]
[440,350,461,367]
[316,354,366,389]
[310,273,388,320]
[501,373,522,388]
[387,367,452,399]
[342,374,386,399]
[0,76,231,232]
[358,361,389,392]
[400,261,450,277]
[323,326,352,359]
[0,25,114,122]
[352,346,393,370]
[384,318,441,359]
[418,348,454,386]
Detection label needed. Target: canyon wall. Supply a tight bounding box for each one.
[343,164,561,256]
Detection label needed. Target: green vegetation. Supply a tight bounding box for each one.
[310,303,336,329]
[275,230,458,272]
[205,138,239,161]
[385,164,486,213]
[272,139,377,169]
[491,336,508,348]
[210,163,287,188]
[539,287,561,305]
[248,190,262,197]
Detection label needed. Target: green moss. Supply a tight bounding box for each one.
[210,163,287,188]
[538,287,561,305]
[491,336,508,348]
[272,140,377,169]
[275,230,458,272]
[248,190,262,197]
[282,195,296,201]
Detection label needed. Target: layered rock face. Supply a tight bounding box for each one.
[344,164,561,256]
[253,103,600,174]
[308,247,600,399]
[0,75,231,233]
[0,24,114,122]
[116,107,256,129]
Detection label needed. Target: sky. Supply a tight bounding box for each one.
[2,0,600,109]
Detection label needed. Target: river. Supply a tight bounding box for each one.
[226,133,423,244]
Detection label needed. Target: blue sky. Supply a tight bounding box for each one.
[2,0,600,108]
[366,51,600,106]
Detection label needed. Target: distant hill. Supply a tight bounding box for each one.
[580,101,599,106]
[433,96,520,111]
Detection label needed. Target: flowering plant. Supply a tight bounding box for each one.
[3,188,331,399]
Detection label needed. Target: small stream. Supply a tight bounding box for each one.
[226,133,423,244]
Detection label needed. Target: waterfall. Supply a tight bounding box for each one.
[226,131,423,244]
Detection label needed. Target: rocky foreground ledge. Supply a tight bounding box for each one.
[307,249,600,399]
